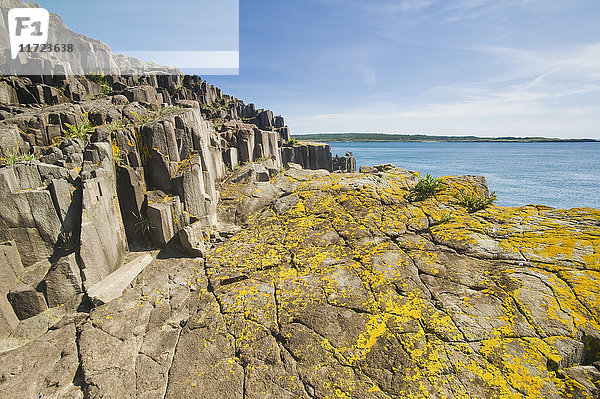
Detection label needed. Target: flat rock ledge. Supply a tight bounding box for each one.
[0,168,598,399]
[87,253,154,306]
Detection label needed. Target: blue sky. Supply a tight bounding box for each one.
[40,0,600,138]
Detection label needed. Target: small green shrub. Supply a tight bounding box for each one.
[454,188,497,213]
[64,121,94,141]
[288,138,298,145]
[133,212,153,234]
[412,174,445,201]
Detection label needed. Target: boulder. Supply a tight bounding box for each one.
[255,164,270,182]
[359,165,377,173]
[123,86,162,105]
[42,253,83,308]
[230,163,269,184]
[0,125,26,157]
[7,283,48,320]
[178,222,207,257]
[111,94,129,105]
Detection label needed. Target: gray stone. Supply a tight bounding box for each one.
[0,166,62,266]
[42,253,83,307]
[359,165,378,173]
[255,164,270,182]
[87,254,153,306]
[178,221,207,257]
[91,126,111,142]
[7,283,48,320]
[0,240,23,337]
[0,81,19,105]
[257,110,274,130]
[332,152,356,173]
[147,202,175,246]
[0,125,25,157]
[0,322,80,398]
[79,156,128,289]
[111,94,129,105]
[116,165,147,247]
[123,86,162,105]
[0,241,24,294]
[172,154,217,227]
[274,115,285,128]
[223,147,239,170]
[49,178,81,238]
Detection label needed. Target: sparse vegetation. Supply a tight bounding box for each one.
[438,212,455,224]
[288,138,298,145]
[133,212,153,234]
[64,120,94,141]
[86,71,108,85]
[112,139,124,165]
[156,105,183,118]
[100,83,111,95]
[454,188,497,213]
[59,232,79,254]
[131,111,154,125]
[412,174,445,201]
[1,150,37,166]
[108,121,128,132]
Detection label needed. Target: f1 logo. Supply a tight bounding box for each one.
[8,8,49,59]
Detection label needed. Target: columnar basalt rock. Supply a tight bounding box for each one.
[78,145,128,289]
[0,163,63,266]
[333,151,357,172]
[0,6,413,392]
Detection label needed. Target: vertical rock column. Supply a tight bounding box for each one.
[0,241,23,339]
[79,143,128,289]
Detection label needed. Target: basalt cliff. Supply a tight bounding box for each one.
[0,4,600,399]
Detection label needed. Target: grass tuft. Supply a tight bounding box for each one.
[454,188,497,213]
[64,120,94,141]
[412,173,445,201]
[1,150,37,166]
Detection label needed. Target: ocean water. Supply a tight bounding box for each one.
[327,142,600,209]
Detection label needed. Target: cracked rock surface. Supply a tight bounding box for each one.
[1,168,599,398]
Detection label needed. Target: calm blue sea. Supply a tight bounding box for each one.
[327,142,600,209]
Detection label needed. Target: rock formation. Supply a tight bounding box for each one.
[0,3,598,398]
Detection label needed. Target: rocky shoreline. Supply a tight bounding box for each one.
[0,2,599,398]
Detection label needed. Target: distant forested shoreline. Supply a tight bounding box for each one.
[295,133,598,143]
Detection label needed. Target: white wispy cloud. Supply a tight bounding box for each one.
[290,42,600,137]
